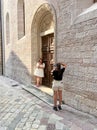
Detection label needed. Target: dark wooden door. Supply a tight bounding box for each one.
[42,33,54,87]
[94,0,97,3]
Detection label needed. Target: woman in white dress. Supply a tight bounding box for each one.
[34,58,45,87]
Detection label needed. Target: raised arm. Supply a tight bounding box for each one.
[60,63,67,68]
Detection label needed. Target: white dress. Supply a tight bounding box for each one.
[34,62,45,77]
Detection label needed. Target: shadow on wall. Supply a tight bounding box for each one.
[5,51,32,85]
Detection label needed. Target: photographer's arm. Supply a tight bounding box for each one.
[60,63,67,68]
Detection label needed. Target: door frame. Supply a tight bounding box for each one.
[31,3,57,84]
[41,32,54,87]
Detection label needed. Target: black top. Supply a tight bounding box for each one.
[53,68,65,81]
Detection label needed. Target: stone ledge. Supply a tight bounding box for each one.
[73,3,97,24]
[64,86,97,101]
[22,85,53,106]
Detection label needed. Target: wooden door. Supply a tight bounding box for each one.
[42,33,54,87]
[94,0,97,3]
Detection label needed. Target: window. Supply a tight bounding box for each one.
[6,13,10,44]
[17,0,25,39]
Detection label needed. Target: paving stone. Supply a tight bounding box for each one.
[38,125,46,130]
[0,76,97,130]
[47,124,55,130]
[0,127,7,130]
[48,114,63,124]
[55,121,65,130]
[31,124,39,129]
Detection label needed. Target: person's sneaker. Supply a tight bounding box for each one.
[53,106,58,111]
[58,105,62,110]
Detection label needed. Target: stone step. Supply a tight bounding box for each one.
[22,85,53,106]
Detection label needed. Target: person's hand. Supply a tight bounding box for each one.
[60,63,67,67]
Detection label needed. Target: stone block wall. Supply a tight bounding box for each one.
[0,0,3,75]
[3,0,61,85]
[57,3,97,115]
[3,0,97,116]
[0,25,2,75]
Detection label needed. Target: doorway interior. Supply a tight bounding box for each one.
[31,3,56,92]
[42,33,54,88]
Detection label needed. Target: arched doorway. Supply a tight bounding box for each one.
[31,3,56,87]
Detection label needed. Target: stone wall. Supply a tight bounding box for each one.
[3,0,59,85]
[62,17,97,115]
[0,25,2,75]
[57,3,97,115]
[0,0,3,75]
[3,0,97,115]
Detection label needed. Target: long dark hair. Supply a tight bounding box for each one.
[56,63,61,70]
[55,63,61,76]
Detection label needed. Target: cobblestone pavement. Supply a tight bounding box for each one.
[0,76,97,130]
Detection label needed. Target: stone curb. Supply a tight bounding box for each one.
[22,85,53,106]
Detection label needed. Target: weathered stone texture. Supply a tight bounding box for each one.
[59,13,97,115]
[0,0,3,75]
[3,0,97,116]
[55,1,97,115]
[0,25,2,75]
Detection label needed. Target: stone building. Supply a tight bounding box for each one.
[0,0,3,75]
[2,0,97,116]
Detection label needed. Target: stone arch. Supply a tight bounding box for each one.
[31,3,57,83]
[6,13,10,44]
[17,0,25,39]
